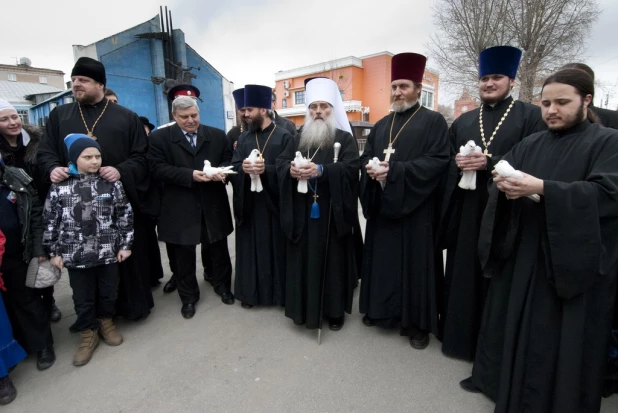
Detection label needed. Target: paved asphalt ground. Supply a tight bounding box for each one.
[5,192,618,412]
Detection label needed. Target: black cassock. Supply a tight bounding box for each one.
[37,99,154,321]
[277,130,361,328]
[440,97,545,360]
[230,123,293,306]
[472,122,618,413]
[359,103,449,337]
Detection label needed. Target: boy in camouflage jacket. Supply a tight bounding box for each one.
[43,134,133,367]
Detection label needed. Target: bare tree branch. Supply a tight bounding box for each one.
[427,0,600,102]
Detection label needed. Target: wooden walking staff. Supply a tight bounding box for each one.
[317,142,341,345]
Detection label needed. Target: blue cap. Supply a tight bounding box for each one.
[64,133,101,174]
[244,85,272,110]
[232,88,245,109]
[479,46,522,79]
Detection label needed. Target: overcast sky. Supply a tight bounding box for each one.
[2,0,617,107]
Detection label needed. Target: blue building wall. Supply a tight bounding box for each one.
[186,46,225,130]
[30,17,227,130]
[95,17,164,128]
[29,91,74,126]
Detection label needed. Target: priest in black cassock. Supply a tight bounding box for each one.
[226,89,247,153]
[464,69,618,413]
[230,85,294,308]
[37,57,153,321]
[277,78,361,331]
[359,53,450,349]
[440,46,545,361]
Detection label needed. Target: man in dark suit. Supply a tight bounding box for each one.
[148,96,235,318]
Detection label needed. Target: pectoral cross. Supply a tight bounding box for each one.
[313,193,319,203]
[87,132,97,141]
[383,144,396,161]
[483,149,492,158]
[258,152,264,161]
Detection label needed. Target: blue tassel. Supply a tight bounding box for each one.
[310,201,320,219]
[68,163,79,175]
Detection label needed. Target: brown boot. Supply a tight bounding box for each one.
[98,318,123,346]
[73,329,100,366]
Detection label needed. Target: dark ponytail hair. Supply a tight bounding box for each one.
[543,69,601,124]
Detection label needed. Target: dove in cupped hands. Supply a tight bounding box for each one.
[458,140,482,190]
[294,151,309,193]
[494,160,540,202]
[368,157,386,189]
[203,160,237,179]
[247,149,263,192]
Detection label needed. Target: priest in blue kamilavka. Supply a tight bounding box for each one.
[466,68,618,413]
[439,46,545,362]
[230,85,294,309]
[277,78,361,331]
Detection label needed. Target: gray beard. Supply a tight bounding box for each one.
[391,100,415,113]
[298,114,336,153]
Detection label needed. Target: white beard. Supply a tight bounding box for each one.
[299,113,336,153]
[391,100,415,113]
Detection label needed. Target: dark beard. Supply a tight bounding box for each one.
[548,101,585,132]
[248,113,264,133]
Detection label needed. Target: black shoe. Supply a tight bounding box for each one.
[181,303,196,319]
[460,377,482,393]
[409,331,429,350]
[221,292,235,305]
[329,316,345,331]
[241,302,253,309]
[0,376,17,406]
[362,315,375,327]
[50,303,62,322]
[163,278,177,294]
[36,346,56,370]
[203,271,213,285]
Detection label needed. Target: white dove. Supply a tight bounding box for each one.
[458,140,483,190]
[494,160,540,203]
[294,151,309,193]
[368,157,386,189]
[246,149,263,192]
[203,160,237,178]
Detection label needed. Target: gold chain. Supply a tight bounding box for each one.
[77,98,110,140]
[255,124,277,160]
[389,104,422,145]
[479,99,515,153]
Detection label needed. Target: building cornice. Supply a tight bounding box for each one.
[275,56,363,81]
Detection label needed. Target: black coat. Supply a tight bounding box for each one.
[148,123,233,245]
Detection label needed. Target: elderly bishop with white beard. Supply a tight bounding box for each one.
[277,78,362,332]
[359,53,450,350]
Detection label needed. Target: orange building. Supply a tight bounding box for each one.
[453,88,480,120]
[273,52,440,128]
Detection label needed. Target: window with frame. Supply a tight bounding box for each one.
[8,73,16,81]
[421,90,434,109]
[282,99,287,108]
[17,110,29,124]
[39,76,48,84]
[295,91,305,105]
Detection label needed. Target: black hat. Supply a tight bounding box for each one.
[71,57,106,86]
[244,85,272,110]
[139,116,155,132]
[167,84,201,101]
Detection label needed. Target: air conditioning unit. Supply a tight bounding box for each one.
[283,91,290,98]
[283,81,290,89]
